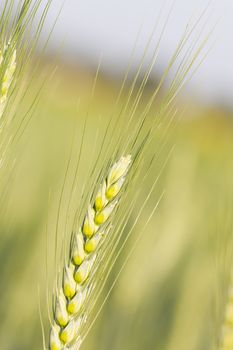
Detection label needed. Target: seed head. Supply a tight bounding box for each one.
[48,155,131,350]
[95,181,107,212]
[67,289,86,315]
[72,232,85,266]
[85,233,103,253]
[63,265,76,299]
[94,201,118,225]
[59,318,82,345]
[55,291,69,327]
[49,325,62,350]
[107,155,131,186]
[74,255,96,284]
[83,206,96,238]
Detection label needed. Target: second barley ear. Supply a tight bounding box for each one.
[0,41,16,120]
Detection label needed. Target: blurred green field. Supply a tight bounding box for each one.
[0,60,233,350]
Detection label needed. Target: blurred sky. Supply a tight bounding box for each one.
[40,0,233,108]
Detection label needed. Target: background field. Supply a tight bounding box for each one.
[0,54,233,350]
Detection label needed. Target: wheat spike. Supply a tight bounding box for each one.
[0,41,16,120]
[219,285,233,350]
[49,155,132,350]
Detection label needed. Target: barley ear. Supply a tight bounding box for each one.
[49,155,132,349]
[0,41,16,120]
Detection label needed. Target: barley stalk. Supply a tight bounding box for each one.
[0,41,16,120]
[49,155,132,350]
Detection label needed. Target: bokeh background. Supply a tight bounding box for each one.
[1,0,233,349]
